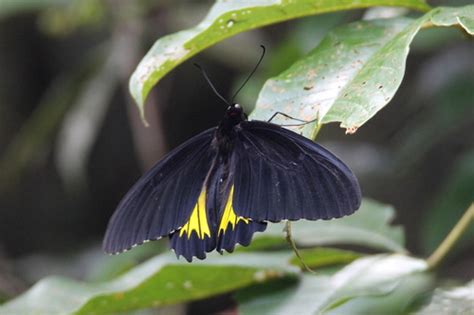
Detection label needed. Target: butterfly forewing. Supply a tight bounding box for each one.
[232,121,361,222]
[103,128,215,254]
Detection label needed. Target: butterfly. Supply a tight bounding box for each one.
[103,47,361,262]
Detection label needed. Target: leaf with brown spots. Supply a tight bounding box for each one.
[128,0,430,124]
[0,253,295,314]
[252,5,474,137]
[252,18,417,136]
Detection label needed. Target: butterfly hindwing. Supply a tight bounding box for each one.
[103,128,216,254]
[232,121,361,222]
[169,161,267,261]
[215,185,267,253]
[169,186,216,261]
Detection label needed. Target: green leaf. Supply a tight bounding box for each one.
[238,254,428,315]
[258,198,406,253]
[237,273,332,315]
[415,281,474,315]
[289,248,361,270]
[0,252,295,315]
[327,272,433,315]
[252,5,474,136]
[252,17,417,135]
[430,5,474,35]
[129,0,430,123]
[0,0,67,19]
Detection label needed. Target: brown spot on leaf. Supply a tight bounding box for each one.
[114,293,125,300]
[271,85,285,93]
[306,70,317,80]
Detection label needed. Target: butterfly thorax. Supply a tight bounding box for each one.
[214,104,247,155]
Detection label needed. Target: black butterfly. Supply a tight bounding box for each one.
[103,47,361,262]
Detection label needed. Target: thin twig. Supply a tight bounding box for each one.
[427,203,474,270]
[284,221,316,273]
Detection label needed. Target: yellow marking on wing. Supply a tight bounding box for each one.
[218,186,250,235]
[179,189,211,239]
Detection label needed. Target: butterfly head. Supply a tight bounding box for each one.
[226,103,247,124]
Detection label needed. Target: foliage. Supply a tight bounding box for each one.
[0,1,473,314]
[238,254,429,315]
[0,200,414,314]
[128,0,431,124]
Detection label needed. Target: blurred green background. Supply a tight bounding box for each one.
[0,0,472,313]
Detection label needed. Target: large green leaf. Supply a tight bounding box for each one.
[0,252,295,315]
[289,248,362,270]
[328,273,433,315]
[238,254,428,314]
[252,5,474,136]
[129,0,430,123]
[254,198,406,253]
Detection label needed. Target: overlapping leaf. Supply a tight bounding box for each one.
[327,273,433,314]
[430,5,474,34]
[128,0,430,123]
[251,5,474,136]
[238,254,428,315]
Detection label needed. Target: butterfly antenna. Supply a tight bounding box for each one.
[193,63,230,106]
[231,45,266,104]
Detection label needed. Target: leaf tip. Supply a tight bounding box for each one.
[345,126,359,134]
[140,109,150,127]
[129,73,150,127]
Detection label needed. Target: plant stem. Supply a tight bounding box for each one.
[284,221,315,273]
[427,203,474,270]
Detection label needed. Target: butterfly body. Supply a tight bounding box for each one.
[104,104,361,261]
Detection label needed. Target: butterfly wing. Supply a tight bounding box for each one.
[103,128,216,254]
[232,121,361,222]
[169,159,266,261]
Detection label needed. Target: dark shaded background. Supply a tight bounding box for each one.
[0,0,473,302]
